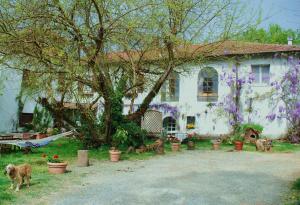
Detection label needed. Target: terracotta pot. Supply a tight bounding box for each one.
[187,141,195,150]
[109,150,121,162]
[171,143,181,152]
[47,162,67,174]
[36,133,47,139]
[234,141,244,151]
[77,150,89,167]
[22,133,31,140]
[212,142,220,150]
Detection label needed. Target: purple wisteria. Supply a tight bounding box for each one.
[219,64,255,130]
[149,103,179,118]
[267,56,300,142]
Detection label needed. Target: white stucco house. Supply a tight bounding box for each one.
[1,41,300,138]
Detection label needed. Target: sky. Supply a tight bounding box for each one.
[245,0,300,31]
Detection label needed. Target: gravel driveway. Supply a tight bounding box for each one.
[42,151,300,205]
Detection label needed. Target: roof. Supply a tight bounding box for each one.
[105,41,300,63]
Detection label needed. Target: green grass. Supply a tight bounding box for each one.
[284,178,300,205]
[1,138,300,204]
[0,137,158,204]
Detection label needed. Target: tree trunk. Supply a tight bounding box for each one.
[127,39,175,122]
[103,100,113,143]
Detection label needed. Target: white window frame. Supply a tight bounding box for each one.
[251,64,270,85]
[163,117,177,134]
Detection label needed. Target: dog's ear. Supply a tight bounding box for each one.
[3,169,7,175]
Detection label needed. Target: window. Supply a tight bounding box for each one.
[198,67,218,102]
[161,72,180,101]
[19,113,33,127]
[251,65,270,84]
[163,117,177,133]
[186,116,195,129]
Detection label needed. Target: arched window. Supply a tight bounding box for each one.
[198,67,218,102]
[163,117,177,133]
[161,72,180,101]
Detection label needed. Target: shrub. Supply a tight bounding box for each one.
[32,106,53,133]
[112,128,128,149]
[119,121,147,148]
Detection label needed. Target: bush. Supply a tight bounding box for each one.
[119,121,147,148]
[32,106,53,133]
[112,128,128,149]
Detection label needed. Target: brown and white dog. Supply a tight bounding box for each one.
[4,164,32,191]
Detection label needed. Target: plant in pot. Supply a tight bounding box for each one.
[170,137,181,152]
[47,154,68,174]
[233,134,244,151]
[32,106,53,139]
[211,138,222,150]
[109,128,128,162]
[36,128,48,139]
[186,133,197,150]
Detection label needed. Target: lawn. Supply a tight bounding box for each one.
[1,137,300,204]
[284,178,300,205]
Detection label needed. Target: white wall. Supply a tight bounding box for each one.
[124,56,290,138]
[0,55,291,137]
[0,69,22,132]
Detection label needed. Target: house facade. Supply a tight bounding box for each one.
[1,41,300,138]
[123,41,300,138]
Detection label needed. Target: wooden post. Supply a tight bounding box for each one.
[77,150,89,167]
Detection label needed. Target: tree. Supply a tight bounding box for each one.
[0,0,255,145]
[237,24,300,44]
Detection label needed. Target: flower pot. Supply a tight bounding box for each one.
[77,150,89,167]
[36,133,47,139]
[187,141,195,150]
[22,133,31,140]
[234,141,244,151]
[212,142,220,150]
[109,150,121,162]
[171,143,181,152]
[47,162,68,174]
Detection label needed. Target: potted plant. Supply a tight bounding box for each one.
[171,137,181,152]
[36,128,48,139]
[47,154,68,174]
[32,106,52,139]
[186,133,197,150]
[109,128,128,162]
[233,134,244,151]
[211,139,221,150]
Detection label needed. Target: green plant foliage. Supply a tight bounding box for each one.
[232,133,245,142]
[47,155,63,163]
[32,106,53,133]
[239,123,264,133]
[119,121,147,148]
[112,128,128,149]
[237,24,300,44]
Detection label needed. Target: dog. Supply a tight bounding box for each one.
[4,164,32,191]
[255,139,273,152]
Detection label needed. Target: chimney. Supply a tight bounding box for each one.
[287,36,293,45]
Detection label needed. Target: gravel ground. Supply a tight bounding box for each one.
[34,151,300,205]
